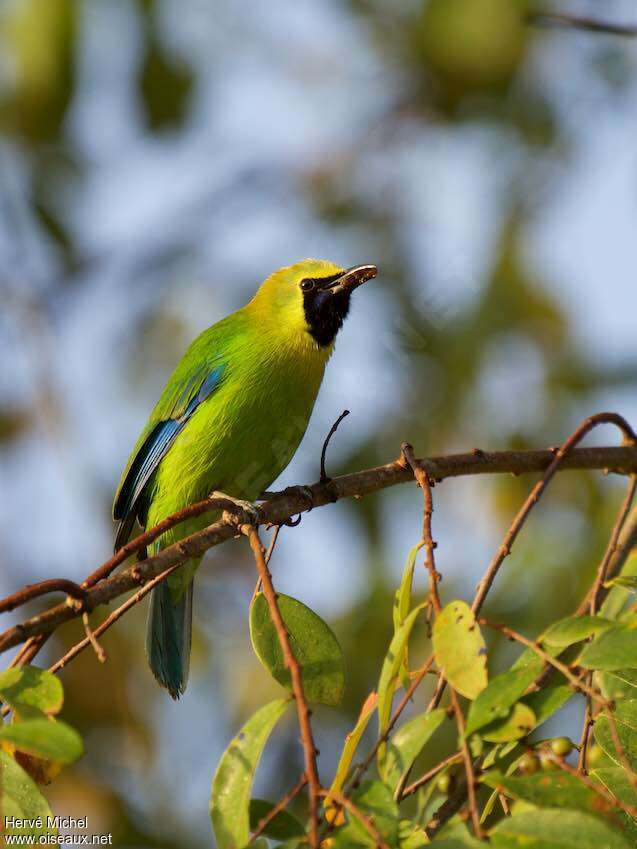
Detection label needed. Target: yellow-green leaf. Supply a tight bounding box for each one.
[433,600,488,699]
[377,605,425,744]
[480,702,535,743]
[0,666,63,717]
[0,719,82,764]
[210,699,290,849]
[0,751,57,840]
[326,690,377,811]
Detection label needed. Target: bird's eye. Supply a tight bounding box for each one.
[300,279,314,292]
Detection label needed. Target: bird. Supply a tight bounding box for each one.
[113,259,377,698]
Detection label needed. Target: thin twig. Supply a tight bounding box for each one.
[0,579,86,614]
[48,563,181,674]
[81,613,107,663]
[250,774,308,843]
[527,11,637,37]
[550,752,637,821]
[479,619,607,707]
[320,409,350,482]
[401,443,441,609]
[590,475,637,614]
[472,413,636,617]
[244,525,321,849]
[318,789,390,849]
[400,752,463,800]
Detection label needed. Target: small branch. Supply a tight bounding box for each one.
[479,619,607,707]
[346,656,436,794]
[590,475,637,614]
[81,613,106,663]
[318,789,390,849]
[450,689,483,839]
[400,751,463,800]
[0,579,86,614]
[401,443,441,610]
[527,11,637,37]
[472,413,636,616]
[250,774,308,843]
[320,409,349,482]
[244,525,321,849]
[48,563,182,674]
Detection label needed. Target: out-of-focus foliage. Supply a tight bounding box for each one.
[0,0,636,844]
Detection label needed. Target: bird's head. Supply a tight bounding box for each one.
[250,259,377,348]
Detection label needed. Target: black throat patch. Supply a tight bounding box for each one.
[303,279,352,347]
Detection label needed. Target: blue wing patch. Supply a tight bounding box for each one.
[113,364,225,547]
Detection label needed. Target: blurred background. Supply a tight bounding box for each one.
[1,0,636,845]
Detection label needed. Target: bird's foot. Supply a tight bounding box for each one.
[209,491,260,526]
[281,484,315,512]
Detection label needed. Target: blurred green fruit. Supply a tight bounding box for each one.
[416,0,527,92]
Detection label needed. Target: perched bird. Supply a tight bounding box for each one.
[113,259,377,698]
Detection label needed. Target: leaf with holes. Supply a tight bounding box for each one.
[432,601,488,700]
[250,593,345,706]
[210,699,290,849]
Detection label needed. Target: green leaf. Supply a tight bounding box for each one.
[398,819,428,849]
[210,699,290,849]
[481,701,536,743]
[432,600,488,700]
[594,701,637,771]
[592,767,637,840]
[601,554,637,619]
[490,809,632,848]
[394,543,422,689]
[327,691,377,807]
[541,615,615,648]
[0,751,57,839]
[598,668,637,700]
[394,543,422,630]
[579,624,637,671]
[0,666,63,717]
[465,660,542,737]
[605,576,637,592]
[592,766,637,812]
[0,718,83,764]
[333,781,398,848]
[377,605,425,743]
[383,709,446,789]
[249,799,305,841]
[432,821,486,847]
[522,684,572,728]
[250,593,345,706]
[482,770,620,820]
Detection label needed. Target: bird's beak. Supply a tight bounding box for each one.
[329,264,377,293]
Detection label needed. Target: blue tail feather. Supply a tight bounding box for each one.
[146,579,193,699]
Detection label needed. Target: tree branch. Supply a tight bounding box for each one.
[1,431,636,657]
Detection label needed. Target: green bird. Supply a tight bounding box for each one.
[113,259,377,698]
